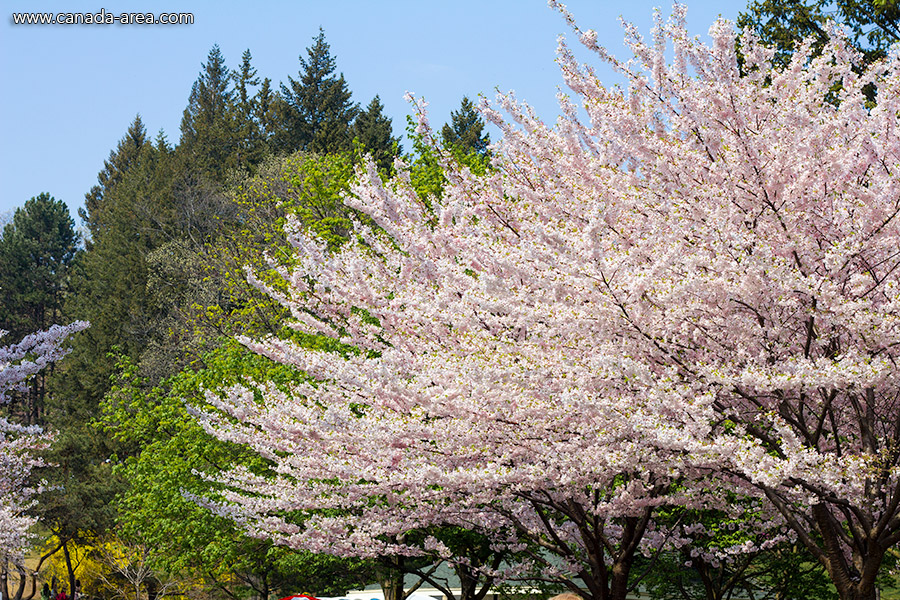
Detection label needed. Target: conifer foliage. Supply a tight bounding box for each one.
[0,194,78,426]
[440,96,490,157]
[353,95,401,173]
[276,29,359,155]
[180,45,237,182]
[0,194,78,341]
[82,115,149,239]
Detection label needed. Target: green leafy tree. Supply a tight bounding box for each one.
[101,344,370,600]
[274,29,359,155]
[405,111,491,204]
[738,0,900,68]
[639,506,837,600]
[353,95,401,173]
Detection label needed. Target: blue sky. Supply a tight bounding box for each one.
[0,1,742,221]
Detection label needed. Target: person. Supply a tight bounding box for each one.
[549,594,582,600]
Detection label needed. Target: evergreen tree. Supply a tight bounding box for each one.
[232,49,258,119]
[36,126,176,568]
[66,133,175,408]
[0,194,78,424]
[353,95,401,173]
[179,44,237,182]
[440,96,490,157]
[255,77,278,144]
[0,194,77,338]
[82,115,148,242]
[275,28,359,155]
[231,49,268,170]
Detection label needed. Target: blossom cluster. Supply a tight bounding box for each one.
[0,322,87,563]
[198,4,900,599]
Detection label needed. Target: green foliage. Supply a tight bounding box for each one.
[64,127,176,405]
[353,95,402,174]
[280,151,357,249]
[0,193,78,340]
[738,0,900,68]
[440,96,490,158]
[231,49,270,171]
[405,113,492,204]
[100,342,370,598]
[179,45,240,183]
[154,149,361,368]
[639,504,837,600]
[224,149,356,272]
[31,427,122,541]
[640,544,839,600]
[81,115,149,242]
[256,77,280,144]
[274,29,359,155]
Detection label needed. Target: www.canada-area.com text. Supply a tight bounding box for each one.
[11,10,194,25]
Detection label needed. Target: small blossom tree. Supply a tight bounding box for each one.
[0,322,87,564]
[200,5,900,600]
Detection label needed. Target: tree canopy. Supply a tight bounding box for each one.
[738,0,900,67]
[197,6,900,600]
[440,96,490,157]
[275,29,359,155]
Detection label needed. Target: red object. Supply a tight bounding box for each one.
[278,595,320,600]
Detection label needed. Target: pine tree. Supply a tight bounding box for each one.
[353,95,401,173]
[0,194,77,337]
[35,127,175,575]
[179,44,237,182]
[82,115,148,242]
[440,96,490,157]
[255,77,278,144]
[0,194,78,424]
[231,49,267,170]
[275,29,359,155]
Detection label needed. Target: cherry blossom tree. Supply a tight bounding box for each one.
[0,322,87,564]
[199,4,900,600]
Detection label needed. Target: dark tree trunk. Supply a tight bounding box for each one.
[454,563,494,600]
[608,558,632,600]
[377,557,405,600]
[13,563,27,600]
[810,504,880,600]
[1,560,9,600]
[62,541,76,600]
